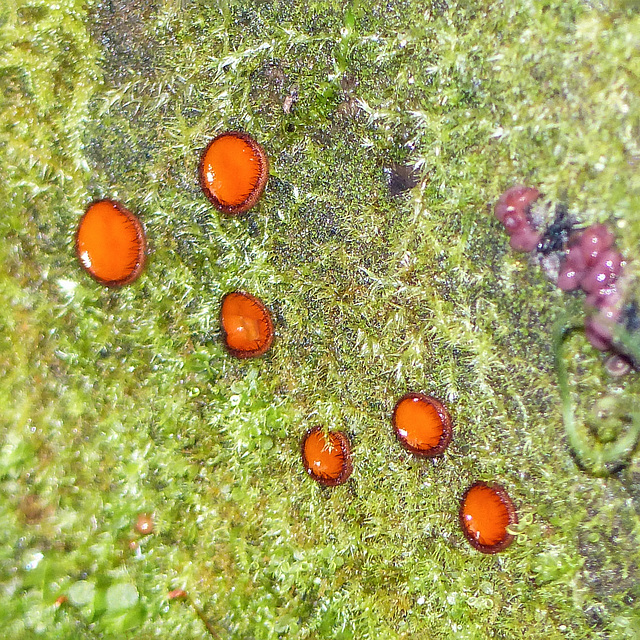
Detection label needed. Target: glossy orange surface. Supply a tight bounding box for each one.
[75,200,146,286]
[392,393,452,456]
[200,132,268,214]
[135,513,154,535]
[301,427,353,486]
[459,482,517,553]
[221,292,274,358]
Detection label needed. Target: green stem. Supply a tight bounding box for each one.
[552,319,640,477]
[614,321,640,367]
[187,595,221,640]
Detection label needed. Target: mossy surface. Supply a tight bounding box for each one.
[1,0,640,638]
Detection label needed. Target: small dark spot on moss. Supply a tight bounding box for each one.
[19,495,51,524]
[89,0,160,85]
[384,162,419,197]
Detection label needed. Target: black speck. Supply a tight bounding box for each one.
[537,203,574,255]
[384,162,419,197]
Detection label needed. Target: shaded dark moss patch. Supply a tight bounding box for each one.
[89,0,161,85]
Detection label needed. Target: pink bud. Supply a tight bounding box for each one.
[557,259,582,291]
[584,287,623,352]
[585,316,613,351]
[494,185,540,223]
[579,223,615,267]
[508,226,542,253]
[565,244,587,271]
[580,249,623,293]
[584,286,620,311]
[604,354,632,378]
[503,209,528,235]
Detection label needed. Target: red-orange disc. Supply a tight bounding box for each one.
[301,427,353,486]
[135,513,154,536]
[459,482,518,553]
[220,291,274,358]
[199,131,268,215]
[392,392,452,457]
[75,200,146,287]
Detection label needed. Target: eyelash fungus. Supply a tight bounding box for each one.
[220,291,274,359]
[75,199,147,287]
[199,131,269,215]
[459,481,518,554]
[391,392,452,457]
[301,426,353,486]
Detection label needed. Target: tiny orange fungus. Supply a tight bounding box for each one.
[392,392,452,457]
[220,292,274,358]
[135,513,154,535]
[459,481,518,553]
[75,199,146,287]
[301,427,353,486]
[200,132,268,215]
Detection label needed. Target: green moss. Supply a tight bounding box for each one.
[2,0,640,638]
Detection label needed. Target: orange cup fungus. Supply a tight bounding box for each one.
[459,482,518,554]
[301,427,353,486]
[135,513,154,536]
[220,291,274,358]
[75,200,146,287]
[199,131,269,215]
[392,392,452,457]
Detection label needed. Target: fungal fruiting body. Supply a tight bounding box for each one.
[493,185,542,252]
[392,392,452,457]
[301,427,353,486]
[220,291,274,358]
[459,482,517,554]
[135,513,154,535]
[75,200,146,286]
[200,132,268,215]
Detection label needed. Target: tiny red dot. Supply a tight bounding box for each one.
[135,513,154,535]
